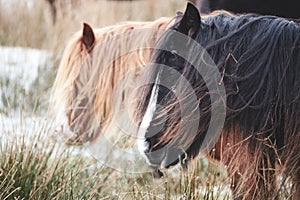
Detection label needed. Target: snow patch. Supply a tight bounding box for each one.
[0,46,51,91]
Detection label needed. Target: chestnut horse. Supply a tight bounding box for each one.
[51,17,174,144]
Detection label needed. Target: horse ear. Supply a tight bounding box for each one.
[177,2,201,38]
[175,10,184,24]
[82,22,95,51]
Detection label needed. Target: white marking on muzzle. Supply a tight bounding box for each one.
[137,71,161,163]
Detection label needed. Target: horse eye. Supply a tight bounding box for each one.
[162,50,178,64]
[168,50,178,62]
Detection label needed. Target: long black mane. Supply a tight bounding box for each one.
[140,11,300,146]
[135,4,300,173]
[195,13,300,134]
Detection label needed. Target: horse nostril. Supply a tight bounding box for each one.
[153,167,164,178]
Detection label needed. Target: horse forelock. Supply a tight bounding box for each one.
[91,18,172,123]
[51,32,89,116]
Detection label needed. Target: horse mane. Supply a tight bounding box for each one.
[50,17,174,143]
[135,11,300,155]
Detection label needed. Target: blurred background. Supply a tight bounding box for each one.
[1,0,190,49]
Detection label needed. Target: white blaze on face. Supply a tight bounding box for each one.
[137,71,161,160]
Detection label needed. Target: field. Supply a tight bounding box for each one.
[0,0,293,199]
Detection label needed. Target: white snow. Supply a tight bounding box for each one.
[0,46,51,92]
[0,46,53,149]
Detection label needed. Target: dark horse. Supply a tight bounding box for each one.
[198,0,300,19]
[135,3,300,199]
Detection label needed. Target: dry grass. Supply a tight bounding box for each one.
[0,113,231,199]
[0,0,186,51]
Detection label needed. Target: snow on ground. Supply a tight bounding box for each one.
[0,112,50,146]
[0,45,123,165]
[0,46,51,92]
[0,46,52,112]
[0,46,54,147]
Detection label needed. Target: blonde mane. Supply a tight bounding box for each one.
[51,17,174,144]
